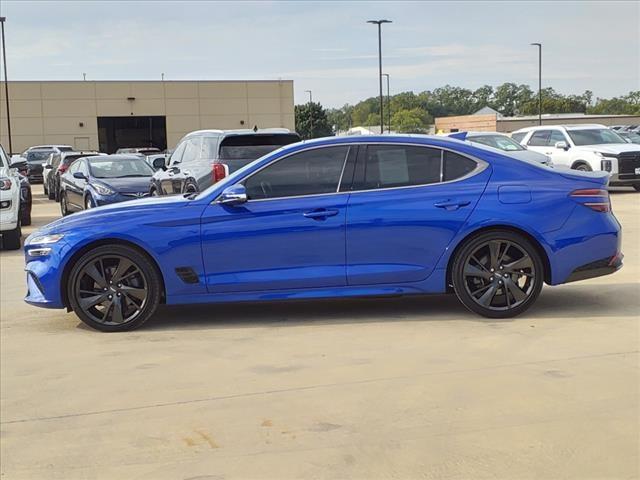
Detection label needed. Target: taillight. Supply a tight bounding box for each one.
[58,164,69,173]
[212,163,227,183]
[570,188,610,212]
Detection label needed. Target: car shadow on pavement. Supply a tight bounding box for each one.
[135,281,639,332]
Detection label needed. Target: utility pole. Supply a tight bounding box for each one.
[530,42,542,125]
[0,17,12,153]
[305,89,313,139]
[367,19,391,134]
[382,73,390,133]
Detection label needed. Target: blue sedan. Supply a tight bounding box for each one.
[59,154,154,215]
[24,135,622,331]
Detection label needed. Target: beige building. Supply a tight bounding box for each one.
[436,111,640,134]
[0,80,295,154]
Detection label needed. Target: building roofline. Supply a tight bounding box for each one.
[4,79,293,84]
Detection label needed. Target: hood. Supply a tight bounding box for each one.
[35,194,191,234]
[578,143,640,155]
[92,176,152,193]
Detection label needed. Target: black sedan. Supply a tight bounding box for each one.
[59,155,155,216]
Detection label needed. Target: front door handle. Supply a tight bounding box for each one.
[303,208,339,219]
[434,199,471,210]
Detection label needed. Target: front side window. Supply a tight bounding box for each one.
[244,146,349,200]
[549,130,568,145]
[362,145,441,190]
[169,141,187,165]
[79,161,89,176]
[527,130,551,147]
[68,161,80,174]
[567,128,626,146]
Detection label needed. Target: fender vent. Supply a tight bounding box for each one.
[175,267,199,284]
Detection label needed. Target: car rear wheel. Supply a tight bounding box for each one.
[47,180,55,200]
[452,231,544,318]
[68,245,162,332]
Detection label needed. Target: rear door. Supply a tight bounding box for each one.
[345,144,490,286]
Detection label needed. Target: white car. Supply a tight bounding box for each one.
[512,124,640,190]
[448,131,552,166]
[0,144,22,250]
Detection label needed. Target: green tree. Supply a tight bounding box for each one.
[588,91,640,115]
[391,108,430,133]
[294,102,334,139]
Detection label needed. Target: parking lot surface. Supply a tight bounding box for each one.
[1,189,639,479]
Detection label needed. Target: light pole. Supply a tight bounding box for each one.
[0,16,12,154]
[305,89,313,139]
[367,19,391,134]
[382,73,390,133]
[531,42,542,125]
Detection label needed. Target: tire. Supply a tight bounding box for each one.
[2,222,22,250]
[60,192,70,216]
[451,230,544,319]
[67,245,162,332]
[47,180,55,200]
[184,182,198,194]
[150,188,158,197]
[21,208,31,226]
[54,179,60,202]
[84,194,95,210]
[574,163,592,172]
[633,185,640,192]
[43,182,48,195]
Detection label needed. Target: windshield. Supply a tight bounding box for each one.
[89,158,154,178]
[470,135,525,151]
[567,129,626,146]
[218,134,301,160]
[26,151,52,163]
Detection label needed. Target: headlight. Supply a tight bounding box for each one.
[601,159,613,172]
[595,151,617,159]
[29,233,65,245]
[0,178,12,190]
[92,183,114,196]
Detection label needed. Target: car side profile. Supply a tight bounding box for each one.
[24,135,622,331]
[59,155,155,215]
[513,124,640,190]
[1,144,23,250]
[150,129,301,196]
[47,151,102,201]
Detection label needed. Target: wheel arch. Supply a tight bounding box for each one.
[445,224,552,291]
[570,159,591,170]
[60,238,166,309]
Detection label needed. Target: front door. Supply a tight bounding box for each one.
[200,145,354,293]
[346,144,490,285]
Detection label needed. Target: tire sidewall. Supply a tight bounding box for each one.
[452,230,544,319]
[67,245,162,332]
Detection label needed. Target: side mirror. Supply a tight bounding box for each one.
[218,184,247,206]
[555,141,569,150]
[152,157,167,170]
[73,172,87,180]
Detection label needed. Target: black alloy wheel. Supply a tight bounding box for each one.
[68,245,161,331]
[452,231,544,318]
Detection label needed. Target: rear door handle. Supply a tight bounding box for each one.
[303,208,339,219]
[434,199,471,210]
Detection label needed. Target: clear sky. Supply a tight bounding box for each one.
[2,0,638,107]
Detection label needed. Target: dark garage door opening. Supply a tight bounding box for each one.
[97,116,167,154]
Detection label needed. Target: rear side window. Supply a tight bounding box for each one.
[362,145,441,189]
[244,146,349,200]
[219,134,301,161]
[527,130,551,146]
[444,151,477,181]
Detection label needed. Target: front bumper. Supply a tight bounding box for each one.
[23,241,71,309]
[609,173,640,186]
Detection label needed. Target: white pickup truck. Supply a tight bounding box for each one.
[512,124,640,191]
[0,144,22,250]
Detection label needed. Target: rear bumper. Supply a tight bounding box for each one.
[565,252,623,283]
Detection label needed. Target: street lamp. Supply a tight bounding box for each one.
[382,73,390,133]
[0,16,12,154]
[531,42,542,125]
[367,19,392,134]
[305,89,313,139]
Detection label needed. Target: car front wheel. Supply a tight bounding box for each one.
[451,231,544,318]
[84,194,95,210]
[60,192,70,216]
[1,222,21,250]
[67,245,162,332]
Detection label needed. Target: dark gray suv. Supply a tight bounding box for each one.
[150,129,301,195]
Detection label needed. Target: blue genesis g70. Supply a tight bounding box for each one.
[24,135,623,331]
